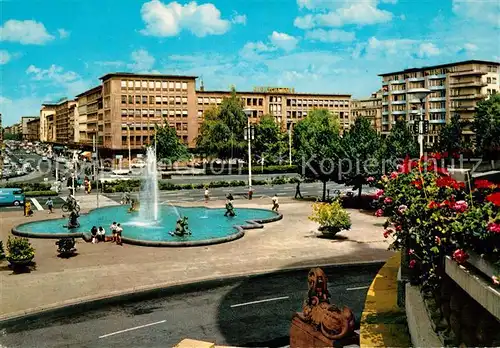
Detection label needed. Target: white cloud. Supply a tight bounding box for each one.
[127,49,156,72]
[95,60,125,67]
[305,29,355,43]
[0,19,54,45]
[231,12,247,25]
[57,28,70,39]
[269,31,298,51]
[0,50,11,64]
[463,43,478,52]
[26,64,80,83]
[294,0,394,28]
[452,0,500,27]
[140,0,231,37]
[239,41,276,60]
[418,43,440,58]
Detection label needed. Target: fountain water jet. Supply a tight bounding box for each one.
[138,146,160,223]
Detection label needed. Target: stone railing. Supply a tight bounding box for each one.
[405,253,500,347]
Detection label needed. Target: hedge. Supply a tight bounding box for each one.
[24,190,59,197]
[205,165,297,175]
[1,182,52,191]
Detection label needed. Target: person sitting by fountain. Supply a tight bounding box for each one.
[97,226,106,242]
[90,226,98,244]
[224,198,236,217]
[170,216,191,237]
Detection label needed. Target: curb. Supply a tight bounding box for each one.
[0,259,385,329]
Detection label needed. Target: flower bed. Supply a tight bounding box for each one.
[374,154,500,290]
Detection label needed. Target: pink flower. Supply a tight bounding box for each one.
[390,172,399,179]
[408,249,415,255]
[398,205,408,213]
[375,189,385,198]
[453,249,469,264]
[487,222,500,234]
[409,260,417,268]
[367,176,375,183]
[492,276,500,285]
[435,236,441,245]
[375,209,384,217]
[384,197,393,204]
[453,200,468,213]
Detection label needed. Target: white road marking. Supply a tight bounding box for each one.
[346,286,369,291]
[230,296,289,308]
[30,198,43,211]
[98,320,166,339]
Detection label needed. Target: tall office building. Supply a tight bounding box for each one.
[350,90,383,131]
[379,60,499,146]
[26,118,40,141]
[20,116,39,140]
[76,85,103,146]
[40,104,57,142]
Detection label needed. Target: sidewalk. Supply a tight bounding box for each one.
[0,199,393,319]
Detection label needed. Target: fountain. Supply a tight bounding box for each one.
[138,146,160,223]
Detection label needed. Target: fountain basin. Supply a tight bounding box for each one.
[12,205,282,247]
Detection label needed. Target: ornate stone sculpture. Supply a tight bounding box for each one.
[291,268,356,347]
[170,216,191,237]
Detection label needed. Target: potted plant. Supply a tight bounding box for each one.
[56,238,77,258]
[309,200,352,237]
[6,236,35,268]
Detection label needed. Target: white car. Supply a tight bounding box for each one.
[131,161,146,168]
[41,156,48,161]
[111,169,132,176]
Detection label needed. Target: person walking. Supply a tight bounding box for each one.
[110,221,118,243]
[45,197,54,214]
[204,188,210,203]
[295,181,303,199]
[115,223,123,245]
[272,194,279,212]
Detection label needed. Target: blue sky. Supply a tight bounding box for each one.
[0,0,499,126]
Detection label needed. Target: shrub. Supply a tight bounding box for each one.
[24,190,58,197]
[1,182,51,192]
[6,236,35,262]
[0,241,5,260]
[309,200,351,237]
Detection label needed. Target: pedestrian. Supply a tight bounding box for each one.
[272,194,279,212]
[295,181,303,199]
[91,226,98,244]
[110,221,118,243]
[45,197,54,213]
[97,226,106,242]
[115,223,123,245]
[24,201,34,217]
[204,187,209,203]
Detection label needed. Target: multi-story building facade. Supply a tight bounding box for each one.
[379,60,500,146]
[40,104,57,142]
[47,99,78,144]
[351,90,382,131]
[20,116,38,140]
[76,86,103,146]
[197,87,351,132]
[4,124,20,136]
[26,118,40,141]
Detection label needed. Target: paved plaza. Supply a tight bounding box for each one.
[0,198,393,320]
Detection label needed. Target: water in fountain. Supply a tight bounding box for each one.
[138,147,160,223]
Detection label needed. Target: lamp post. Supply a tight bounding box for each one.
[243,110,254,199]
[408,88,431,158]
[287,121,293,166]
[127,123,132,172]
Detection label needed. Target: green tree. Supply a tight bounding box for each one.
[253,115,287,165]
[436,113,466,155]
[293,109,342,201]
[474,94,500,159]
[382,119,419,172]
[195,88,247,159]
[153,121,189,167]
[340,116,382,198]
[4,132,22,141]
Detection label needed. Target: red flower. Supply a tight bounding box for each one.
[375,189,385,198]
[411,180,423,190]
[440,197,456,208]
[453,200,468,213]
[452,249,469,264]
[428,201,439,209]
[409,259,417,268]
[395,224,402,232]
[435,236,441,245]
[475,179,497,190]
[367,176,375,183]
[432,152,442,160]
[442,151,449,158]
[384,197,393,205]
[375,209,384,217]
[408,249,415,255]
[383,228,394,238]
[487,222,500,234]
[486,192,500,207]
[390,172,399,179]
[436,176,464,190]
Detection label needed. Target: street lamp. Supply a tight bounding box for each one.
[126,123,132,172]
[287,121,293,166]
[243,109,255,199]
[408,88,431,157]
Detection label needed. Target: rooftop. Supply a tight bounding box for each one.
[99,72,198,80]
[379,59,500,77]
[75,85,102,98]
[196,89,351,97]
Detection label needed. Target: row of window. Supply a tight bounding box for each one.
[120,80,188,91]
[286,99,348,107]
[120,109,188,117]
[120,135,189,145]
[121,122,189,131]
[121,95,188,105]
[198,97,224,105]
[352,110,378,117]
[486,77,498,84]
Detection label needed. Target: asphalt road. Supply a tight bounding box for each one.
[0,263,381,348]
[0,151,52,184]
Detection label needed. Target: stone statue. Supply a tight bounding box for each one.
[170,216,191,237]
[291,268,356,346]
[66,209,80,229]
[224,200,236,217]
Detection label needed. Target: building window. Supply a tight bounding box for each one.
[135,109,140,117]
[128,81,134,89]
[169,110,175,116]
[487,77,492,83]
[162,110,168,117]
[121,109,127,116]
[155,96,161,104]
[175,110,181,117]
[142,81,147,89]
[182,110,188,117]
[162,81,168,89]
[128,95,133,104]
[182,123,188,130]
[175,82,181,89]
[142,96,147,104]
[169,82,174,89]
[198,110,203,117]
[121,95,127,104]
[217,98,222,104]
[149,96,155,104]
[181,82,187,90]
[136,96,141,104]
[142,109,148,117]
[149,81,154,89]
[182,97,188,104]
[197,97,202,104]
[162,96,168,104]
[258,98,263,106]
[175,97,181,105]
[134,81,141,89]
[155,109,161,117]
[155,81,161,89]
[121,81,127,89]
[149,109,155,117]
